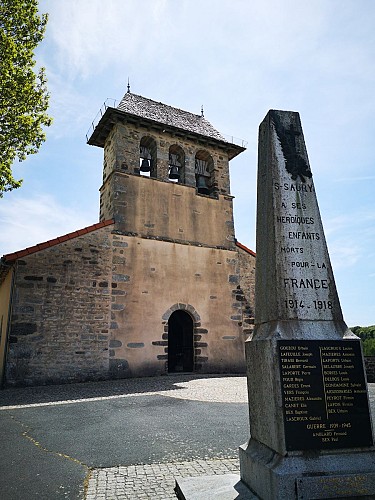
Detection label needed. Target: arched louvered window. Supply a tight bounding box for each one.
[168,145,185,183]
[139,136,157,177]
[195,150,214,195]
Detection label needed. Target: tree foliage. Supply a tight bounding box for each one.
[0,0,52,196]
[351,325,375,356]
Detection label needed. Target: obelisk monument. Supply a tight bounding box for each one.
[239,110,375,499]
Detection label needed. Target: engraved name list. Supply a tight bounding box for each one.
[278,340,373,451]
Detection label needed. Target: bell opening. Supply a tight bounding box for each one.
[169,165,180,180]
[140,159,151,173]
[196,175,210,195]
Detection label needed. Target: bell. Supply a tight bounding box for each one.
[140,158,151,172]
[169,166,179,180]
[196,175,209,194]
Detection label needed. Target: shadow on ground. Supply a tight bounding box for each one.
[0,373,245,407]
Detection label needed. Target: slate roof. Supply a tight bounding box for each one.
[88,92,246,159]
[117,92,226,142]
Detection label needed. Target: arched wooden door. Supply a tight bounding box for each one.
[168,310,194,372]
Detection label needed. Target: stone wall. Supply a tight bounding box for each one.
[101,173,235,250]
[109,234,247,377]
[4,225,257,386]
[100,122,231,196]
[365,356,375,383]
[236,245,256,339]
[6,225,113,386]
[99,121,234,243]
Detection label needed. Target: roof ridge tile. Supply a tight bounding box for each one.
[235,240,256,257]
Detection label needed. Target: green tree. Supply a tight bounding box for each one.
[0,0,52,196]
[351,325,375,356]
[363,338,375,356]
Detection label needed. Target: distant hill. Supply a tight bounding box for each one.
[351,325,375,356]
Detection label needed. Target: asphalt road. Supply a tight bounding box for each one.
[0,376,249,499]
[0,376,374,500]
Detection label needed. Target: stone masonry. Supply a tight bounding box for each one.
[6,225,113,385]
[1,91,256,386]
[4,224,255,386]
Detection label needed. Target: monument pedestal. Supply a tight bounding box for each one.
[238,110,375,500]
[175,474,257,500]
[178,109,375,500]
[240,440,375,499]
[239,335,375,499]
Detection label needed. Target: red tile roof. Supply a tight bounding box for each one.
[1,221,254,265]
[235,241,256,257]
[2,219,114,262]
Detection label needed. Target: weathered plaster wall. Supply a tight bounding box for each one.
[5,226,253,386]
[6,226,113,386]
[99,121,234,248]
[101,173,235,249]
[109,234,246,377]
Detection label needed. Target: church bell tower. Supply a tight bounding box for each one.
[86,89,252,378]
[1,88,255,388]
[88,90,245,249]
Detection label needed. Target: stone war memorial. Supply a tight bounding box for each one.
[176,110,375,499]
[239,110,375,499]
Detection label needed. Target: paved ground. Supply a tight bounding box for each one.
[0,375,374,499]
[0,375,249,499]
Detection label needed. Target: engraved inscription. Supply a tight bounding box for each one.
[278,340,373,451]
[272,173,339,320]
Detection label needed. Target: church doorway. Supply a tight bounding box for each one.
[168,310,194,373]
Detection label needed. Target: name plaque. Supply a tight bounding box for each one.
[278,339,373,451]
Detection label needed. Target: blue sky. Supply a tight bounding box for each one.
[1,0,374,327]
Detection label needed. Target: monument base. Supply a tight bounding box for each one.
[174,474,257,500]
[239,439,375,499]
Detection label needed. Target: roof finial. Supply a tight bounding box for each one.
[127,78,131,93]
[201,105,204,117]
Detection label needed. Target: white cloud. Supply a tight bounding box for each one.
[20,0,375,327]
[329,241,361,270]
[325,210,375,236]
[44,72,94,139]
[41,0,170,80]
[39,0,328,82]
[322,207,375,273]
[324,215,353,237]
[0,195,93,256]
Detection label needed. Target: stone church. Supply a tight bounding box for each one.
[0,90,256,387]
